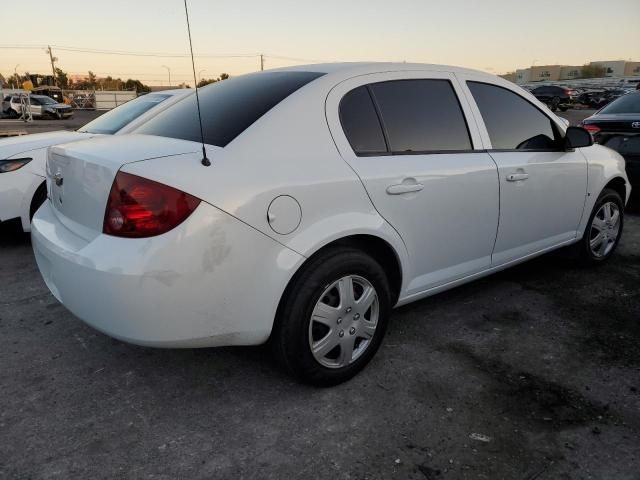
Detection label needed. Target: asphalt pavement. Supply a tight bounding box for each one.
[0,110,104,135]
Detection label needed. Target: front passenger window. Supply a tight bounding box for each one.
[467,81,560,151]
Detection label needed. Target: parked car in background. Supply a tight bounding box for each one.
[0,89,193,232]
[577,88,631,109]
[31,86,65,104]
[31,63,629,386]
[581,92,640,203]
[2,95,12,115]
[8,94,73,119]
[530,85,577,111]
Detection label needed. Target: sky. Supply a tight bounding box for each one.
[1,0,639,86]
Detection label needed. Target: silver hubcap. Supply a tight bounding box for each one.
[590,201,621,258]
[308,275,379,369]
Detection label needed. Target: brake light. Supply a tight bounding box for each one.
[582,124,601,134]
[103,172,200,238]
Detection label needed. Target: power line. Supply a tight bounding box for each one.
[0,44,330,63]
[0,44,260,59]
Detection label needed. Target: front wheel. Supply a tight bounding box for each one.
[575,188,624,264]
[272,247,391,386]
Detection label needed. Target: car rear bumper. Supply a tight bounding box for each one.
[32,200,303,348]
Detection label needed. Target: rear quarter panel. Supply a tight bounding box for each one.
[577,144,630,236]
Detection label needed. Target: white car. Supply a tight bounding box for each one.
[32,63,630,385]
[8,94,73,119]
[0,89,193,232]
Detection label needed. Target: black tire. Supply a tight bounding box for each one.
[574,188,624,265]
[549,96,560,112]
[30,182,47,220]
[559,106,568,112]
[271,247,392,386]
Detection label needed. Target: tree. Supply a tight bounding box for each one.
[197,78,216,88]
[197,73,230,88]
[88,71,96,88]
[581,64,606,79]
[55,67,69,88]
[124,79,150,93]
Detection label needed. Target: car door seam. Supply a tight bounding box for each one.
[485,151,502,263]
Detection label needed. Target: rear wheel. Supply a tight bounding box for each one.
[575,188,624,265]
[549,96,560,112]
[272,247,391,386]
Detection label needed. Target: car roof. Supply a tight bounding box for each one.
[267,62,498,81]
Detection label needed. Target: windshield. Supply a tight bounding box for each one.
[599,93,640,114]
[78,94,172,134]
[135,71,325,147]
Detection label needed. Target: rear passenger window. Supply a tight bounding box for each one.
[370,80,472,153]
[467,81,560,150]
[339,86,387,154]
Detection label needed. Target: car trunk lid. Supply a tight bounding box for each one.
[46,134,200,241]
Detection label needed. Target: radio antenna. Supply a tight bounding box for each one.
[184,0,210,166]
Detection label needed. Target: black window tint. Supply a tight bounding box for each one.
[136,71,324,147]
[369,79,472,152]
[467,81,559,150]
[599,93,640,114]
[339,86,386,154]
[29,97,40,105]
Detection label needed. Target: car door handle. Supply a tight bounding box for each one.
[506,173,529,182]
[386,181,424,195]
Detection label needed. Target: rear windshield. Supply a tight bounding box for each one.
[599,93,640,114]
[135,71,325,147]
[78,94,172,134]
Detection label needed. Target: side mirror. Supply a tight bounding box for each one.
[564,126,593,149]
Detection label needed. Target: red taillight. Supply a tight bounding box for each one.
[582,124,601,134]
[103,172,200,238]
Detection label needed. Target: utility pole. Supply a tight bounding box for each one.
[260,54,264,71]
[47,45,57,86]
[162,65,172,87]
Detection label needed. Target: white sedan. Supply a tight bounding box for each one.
[0,89,192,232]
[32,63,630,386]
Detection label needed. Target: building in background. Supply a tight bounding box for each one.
[510,59,639,84]
[560,66,583,80]
[591,60,626,77]
[624,62,640,76]
[515,68,531,84]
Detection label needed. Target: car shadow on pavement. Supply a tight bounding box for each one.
[0,218,30,246]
